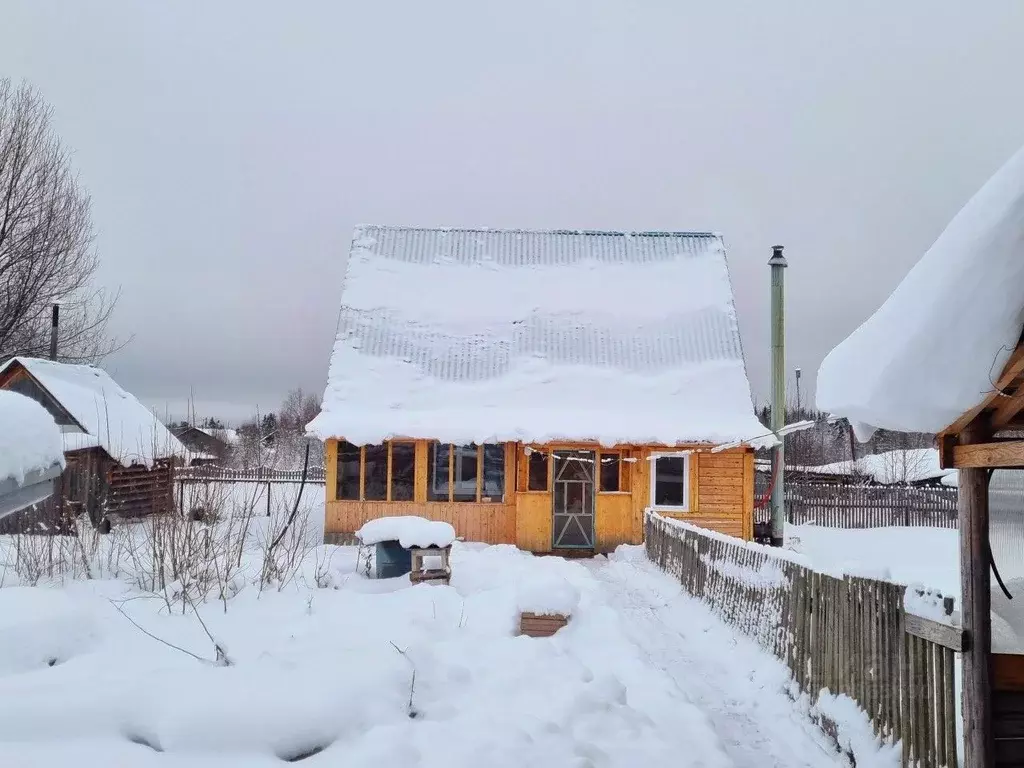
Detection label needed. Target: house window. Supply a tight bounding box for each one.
[337,441,360,500]
[527,450,548,491]
[429,443,505,502]
[651,454,689,509]
[390,442,415,501]
[453,444,478,502]
[363,445,387,501]
[599,452,621,492]
[482,444,504,502]
[428,442,451,501]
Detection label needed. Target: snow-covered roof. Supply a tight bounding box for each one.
[0,390,65,486]
[800,448,956,486]
[0,358,185,468]
[0,390,65,518]
[817,144,1024,438]
[308,226,765,447]
[198,427,239,444]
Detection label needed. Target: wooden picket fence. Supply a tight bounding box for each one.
[177,465,326,484]
[754,479,958,529]
[645,512,962,767]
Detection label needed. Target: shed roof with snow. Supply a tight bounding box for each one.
[817,144,1024,439]
[0,390,65,518]
[308,225,765,447]
[0,357,184,468]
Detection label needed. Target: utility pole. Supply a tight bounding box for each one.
[769,246,787,547]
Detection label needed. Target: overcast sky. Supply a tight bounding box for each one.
[3,1,1024,425]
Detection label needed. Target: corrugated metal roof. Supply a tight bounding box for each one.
[309,225,760,445]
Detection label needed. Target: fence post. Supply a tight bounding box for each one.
[266,482,272,517]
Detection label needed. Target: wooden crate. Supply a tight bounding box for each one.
[519,612,569,637]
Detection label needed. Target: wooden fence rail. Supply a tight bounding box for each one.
[645,512,961,767]
[754,479,958,529]
[177,465,326,484]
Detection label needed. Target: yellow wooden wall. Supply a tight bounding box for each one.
[323,439,754,550]
[324,440,518,545]
[645,448,754,541]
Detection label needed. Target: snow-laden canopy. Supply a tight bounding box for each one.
[0,357,184,468]
[817,144,1024,438]
[308,226,766,447]
[0,390,65,486]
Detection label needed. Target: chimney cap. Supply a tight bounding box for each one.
[768,244,788,266]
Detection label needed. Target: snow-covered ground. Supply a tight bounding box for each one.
[0,489,880,767]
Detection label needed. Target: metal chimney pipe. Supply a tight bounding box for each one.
[768,246,788,547]
[49,303,59,360]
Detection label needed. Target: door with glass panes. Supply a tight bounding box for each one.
[552,450,595,548]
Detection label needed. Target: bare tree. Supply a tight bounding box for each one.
[0,79,119,362]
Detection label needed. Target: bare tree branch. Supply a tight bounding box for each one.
[0,78,121,363]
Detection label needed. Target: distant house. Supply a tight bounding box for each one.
[755,448,958,487]
[0,357,185,528]
[170,425,235,466]
[307,226,768,552]
[0,390,65,521]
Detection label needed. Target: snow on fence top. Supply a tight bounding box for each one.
[356,516,457,548]
[817,143,1024,438]
[0,390,65,485]
[307,226,766,447]
[0,357,185,468]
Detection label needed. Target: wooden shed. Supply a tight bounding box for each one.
[307,226,768,553]
[817,143,1024,767]
[0,357,185,529]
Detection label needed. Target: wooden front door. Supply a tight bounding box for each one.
[552,450,595,548]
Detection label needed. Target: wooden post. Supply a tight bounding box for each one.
[960,426,993,768]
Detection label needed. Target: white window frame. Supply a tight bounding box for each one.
[649,452,691,512]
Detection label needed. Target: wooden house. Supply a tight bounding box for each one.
[169,424,234,466]
[0,357,185,529]
[817,143,1024,767]
[307,226,768,553]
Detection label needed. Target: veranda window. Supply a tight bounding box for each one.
[336,441,419,502]
[651,453,689,510]
[429,443,505,503]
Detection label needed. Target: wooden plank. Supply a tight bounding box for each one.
[961,445,994,768]
[995,655,1024,692]
[945,647,959,768]
[904,613,966,652]
[954,440,1024,469]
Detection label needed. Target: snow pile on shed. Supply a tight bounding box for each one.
[308,226,766,447]
[817,144,1024,437]
[0,390,64,486]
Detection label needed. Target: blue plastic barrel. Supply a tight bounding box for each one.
[375,540,412,579]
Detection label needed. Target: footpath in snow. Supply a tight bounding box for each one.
[0,516,868,767]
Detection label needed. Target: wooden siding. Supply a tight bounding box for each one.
[640,447,752,541]
[515,491,552,551]
[323,438,753,551]
[326,500,517,544]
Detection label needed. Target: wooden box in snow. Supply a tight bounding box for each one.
[519,612,569,638]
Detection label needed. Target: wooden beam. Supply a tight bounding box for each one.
[991,387,1024,430]
[960,425,994,768]
[904,612,965,652]
[943,342,1024,437]
[953,440,1024,468]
